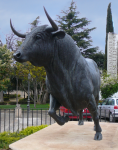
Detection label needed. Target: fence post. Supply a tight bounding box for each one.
[13,109,15,132]
[22,109,24,130]
[4,109,6,132]
[32,109,33,126]
[41,109,42,125]
[9,109,10,131]
[105,109,106,122]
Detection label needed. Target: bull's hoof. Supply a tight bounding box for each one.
[78,120,84,125]
[57,116,69,126]
[94,132,102,140]
[57,120,65,126]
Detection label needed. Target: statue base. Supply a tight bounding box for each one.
[9,121,118,150]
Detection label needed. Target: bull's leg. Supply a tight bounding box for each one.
[78,110,84,125]
[87,94,102,140]
[94,95,99,131]
[48,94,69,125]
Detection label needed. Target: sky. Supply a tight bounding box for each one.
[0,0,118,53]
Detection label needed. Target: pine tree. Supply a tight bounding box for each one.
[56,0,98,57]
[104,3,114,70]
[89,52,105,70]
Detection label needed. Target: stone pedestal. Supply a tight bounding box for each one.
[107,32,118,77]
[9,121,118,150]
[15,104,22,118]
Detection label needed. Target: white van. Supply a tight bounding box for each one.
[98,97,118,122]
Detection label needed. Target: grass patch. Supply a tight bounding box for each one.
[0,104,49,110]
[0,125,48,149]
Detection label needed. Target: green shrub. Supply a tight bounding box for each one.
[3,96,9,101]
[19,98,34,104]
[8,102,16,105]
[0,125,48,149]
[3,94,8,97]
[8,94,20,98]
[4,94,21,98]
[0,102,7,105]
[101,83,118,99]
[19,125,48,136]
[9,94,16,98]
[100,72,118,99]
[18,94,21,97]
[19,98,27,101]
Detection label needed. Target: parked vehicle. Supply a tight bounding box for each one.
[60,106,92,121]
[98,97,118,122]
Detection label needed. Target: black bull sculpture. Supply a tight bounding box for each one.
[11,7,102,140]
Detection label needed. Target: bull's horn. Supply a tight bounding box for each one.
[44,7,58,31]
[10,19,26,38]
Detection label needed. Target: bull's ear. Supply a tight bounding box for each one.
[52,30,65,39]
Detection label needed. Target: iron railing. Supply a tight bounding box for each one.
[0,107,117,133]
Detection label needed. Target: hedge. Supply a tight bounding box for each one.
[0,125,48,149]
[4,94,21,98]
[3,96,9,101]
[0,102,7,105]
[8,102,16,105]
[18,98,34,104]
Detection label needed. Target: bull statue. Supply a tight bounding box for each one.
[11,7,102,140]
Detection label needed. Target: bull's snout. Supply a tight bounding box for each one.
[13,51,27,63]
[13,52,22,61]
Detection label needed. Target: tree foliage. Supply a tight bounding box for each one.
[14,61,46,105]
[89,51,105,70]
[30,16,40,30]
[100,72,118,99]
[6,16,48,104]
[104,3,114,70]
[56,0,98,57]
[0,45,13,91]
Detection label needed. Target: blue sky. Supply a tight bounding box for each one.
[0,0,118,53]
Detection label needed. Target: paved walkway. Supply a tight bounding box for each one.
[9,121,118,150]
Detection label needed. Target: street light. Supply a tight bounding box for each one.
[16,77,18,106]
[27,73,31,126]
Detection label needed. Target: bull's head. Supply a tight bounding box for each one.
[11,7,65,67]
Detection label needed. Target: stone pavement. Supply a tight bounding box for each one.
[9,121,118,150]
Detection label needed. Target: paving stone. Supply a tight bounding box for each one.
[9,121,118,150]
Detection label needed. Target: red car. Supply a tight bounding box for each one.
[60,106,92,121]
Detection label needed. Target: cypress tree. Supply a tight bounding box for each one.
[56,0,98,57]
[104,3,114,70]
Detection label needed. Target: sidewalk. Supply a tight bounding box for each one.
[9,121,118,150]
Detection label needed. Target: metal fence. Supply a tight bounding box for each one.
[0,108,117,133]
[0,108,56,133]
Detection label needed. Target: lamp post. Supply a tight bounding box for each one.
[14,66,22,118]
[27,73,31,126]
[16,77,18,106]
